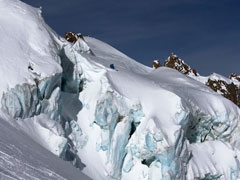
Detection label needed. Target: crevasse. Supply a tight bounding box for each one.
[1,3,240,178]
[0,38,90,167]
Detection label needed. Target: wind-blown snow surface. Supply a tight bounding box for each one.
[0,0,240,180]
[0,114,91,180]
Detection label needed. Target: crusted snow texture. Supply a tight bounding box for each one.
[0,1,240,180]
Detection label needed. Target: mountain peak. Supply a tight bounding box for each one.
[161,53,240,108]
[164,53,199,76]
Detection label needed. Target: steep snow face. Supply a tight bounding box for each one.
[0,0,69,160]
[0,0,62,101]
[0,0,85,169]
[1,0,240,180]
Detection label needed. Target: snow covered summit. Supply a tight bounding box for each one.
[0,0,240,180]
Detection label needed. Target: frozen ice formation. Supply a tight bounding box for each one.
[0,0,240,180]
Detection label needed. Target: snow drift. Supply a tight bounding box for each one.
[0,0,240,180]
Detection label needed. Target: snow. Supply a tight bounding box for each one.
[0,0,240,180]
[191,71,240,88]
[83,37,151,74]
[187,141,240,180]
[16,114,67,157]
[0,113,91,180]
[0,0,62,101]
[73,37,240,179]
[73,36,240,179]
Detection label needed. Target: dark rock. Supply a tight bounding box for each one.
[164,53,198,76]
[163,53,240,108]
[64,32,85,44]
[152,60,161,69]
[206,77,240,108]
[230,73,240,82]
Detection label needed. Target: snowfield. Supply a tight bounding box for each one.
[0,0,240,180]
[0,113,91,180]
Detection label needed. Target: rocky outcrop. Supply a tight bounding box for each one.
[230,73,240,82]
[206,76,240,108]
[152,60,161,69]
[64,32,85,44]
[164,53,198,76]
[162,53,240,108]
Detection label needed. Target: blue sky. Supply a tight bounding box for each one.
[22,0,240,76]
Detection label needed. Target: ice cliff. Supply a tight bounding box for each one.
[0,0,240,180]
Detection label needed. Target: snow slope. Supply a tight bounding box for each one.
[0,0,62,100]
[0,113,91,180]
[0,0,240,180]
[76,37,240,180]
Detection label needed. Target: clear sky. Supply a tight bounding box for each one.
[21,0,240,76]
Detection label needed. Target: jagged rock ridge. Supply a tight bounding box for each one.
[164,53,198,76]
[161,53,240,108]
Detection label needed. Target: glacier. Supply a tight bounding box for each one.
[0,0,240,180]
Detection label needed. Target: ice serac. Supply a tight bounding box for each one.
[0,0,85,168]
[69,36,240,179]
[1,0,240,180]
